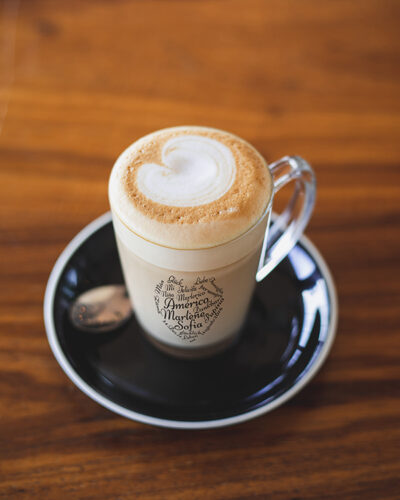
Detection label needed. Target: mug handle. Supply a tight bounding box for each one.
[256,156,316,282]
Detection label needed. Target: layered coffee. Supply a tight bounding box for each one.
[109,127,315,357]
[109,126,272,249]
[109,126,276,356]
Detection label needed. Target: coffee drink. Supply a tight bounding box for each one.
[109,127,315,358]
[109,126,272,249]
[109,126,274,356]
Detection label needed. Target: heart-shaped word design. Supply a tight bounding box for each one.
[136,135,236,207]
[154,275,224,342]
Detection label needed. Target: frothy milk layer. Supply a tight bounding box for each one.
[109,126,272,249]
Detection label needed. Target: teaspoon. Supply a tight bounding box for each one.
[69,285,132,333]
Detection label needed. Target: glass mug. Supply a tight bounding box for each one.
[110,155,315,358]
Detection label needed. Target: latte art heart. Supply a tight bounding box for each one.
[136,135,236,207]
[109,126,272,248]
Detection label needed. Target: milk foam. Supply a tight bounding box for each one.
[136,135,236,207]
[109,126,272,249]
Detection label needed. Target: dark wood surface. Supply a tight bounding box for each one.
[1,0,399,498]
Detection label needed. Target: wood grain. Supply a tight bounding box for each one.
[1,0,399,498]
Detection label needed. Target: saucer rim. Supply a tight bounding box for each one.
[44,212,338,430]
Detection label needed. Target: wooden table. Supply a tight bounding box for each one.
[1,0,399,498]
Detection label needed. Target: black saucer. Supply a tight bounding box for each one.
[44,213,337,429]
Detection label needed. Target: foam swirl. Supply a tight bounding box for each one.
[136,135,236,207]
[109,126,272,249]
